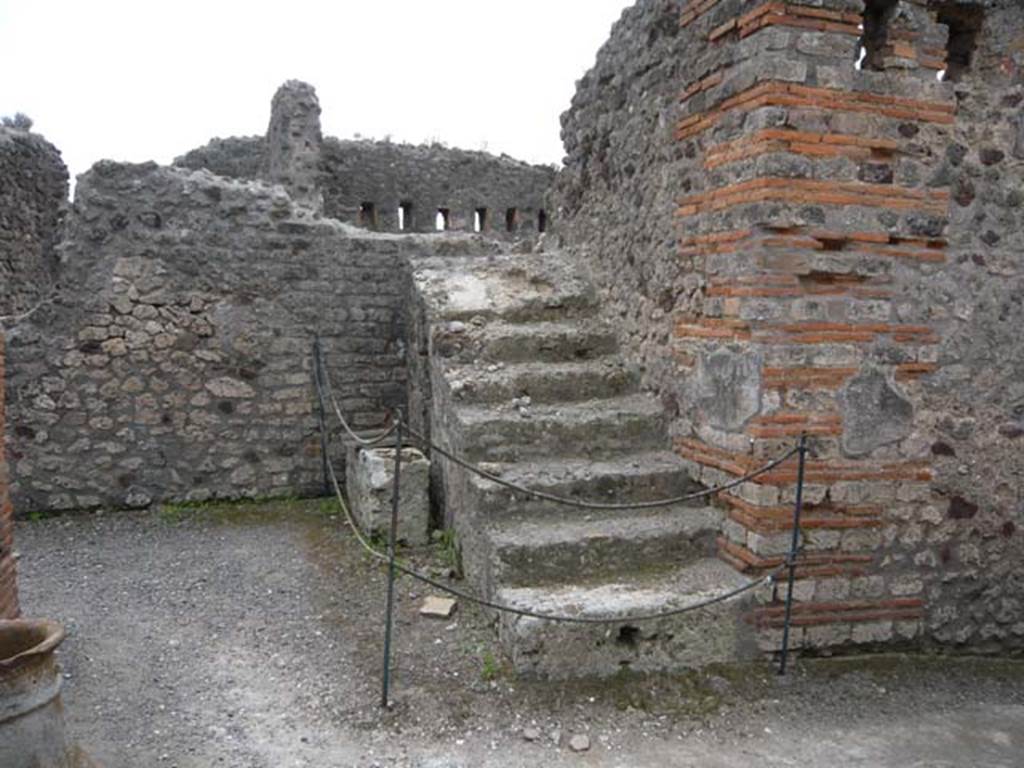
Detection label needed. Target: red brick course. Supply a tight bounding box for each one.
[751,598,926,629]
[677,81,955,140]
[673,0,957,651]
[677,178,951,218]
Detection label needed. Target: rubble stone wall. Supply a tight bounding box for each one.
[5,162,413,513]
[0,128,69,317]
[174,136,267,181]
[554,0,1023,654]
[175,86,554,238]
[916,0,1024,651]
[0,331,19,619]
[319,139,554,236]
[268,81,325,211]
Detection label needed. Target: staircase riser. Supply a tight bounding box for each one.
[459,415,668,462]
[442,296,600,325]
[498,600,759,679]
[472,478,705,518]
[494,531,718,589]
[454,368,637,405]
[480,332,620,364]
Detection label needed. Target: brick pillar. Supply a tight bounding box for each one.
[0,330,20,619]
[675,0,953,650]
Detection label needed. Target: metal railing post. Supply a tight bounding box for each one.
[380,410,404,708]
[778,433,808,676]
[312,334,330,496]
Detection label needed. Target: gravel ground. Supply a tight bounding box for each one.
[13,501,1024,767]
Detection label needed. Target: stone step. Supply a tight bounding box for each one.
[415,259,599,324]
[496,558,762,679]
[486,507,721,589]
[454,395,669,463]
[442,359,639,405]
[468,451,706,518]
[476,320,620,363]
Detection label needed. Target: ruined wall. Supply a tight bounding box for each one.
[555,0,1023,654]
[0,127,68,317]
[5,163,412,513]
[3,80,548,515]
[0,331,19,618]
[913,0,1024,650]
[267,81,324,211]
[174,136,267,182]
[552,0,691,409]
[174,83,554,238]
[320,139,554,235]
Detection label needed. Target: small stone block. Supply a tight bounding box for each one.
[522,727,541,742]
[346,444,431,547]
[420,596,457,619]
[569,734,591,753]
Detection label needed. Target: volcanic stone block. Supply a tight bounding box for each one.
[692,347,762,432]
[838,367,914,457]
[346,446,431,547]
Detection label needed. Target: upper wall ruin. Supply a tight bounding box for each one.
[553,0,1024,654]
[2,82,521,514]
[0,127,68,318]
[176,83,555,237]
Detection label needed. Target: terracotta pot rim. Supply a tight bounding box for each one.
[0,619,66,670]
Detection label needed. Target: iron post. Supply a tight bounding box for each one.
[380,410,404,707]
[312,335,330,496]
[778,433,808,676]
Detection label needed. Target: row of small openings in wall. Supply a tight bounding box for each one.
[452,207,548,233]
[360,202,547,233]
[362,202,415,230]
[854,0,983,82]
[445,207,548,233]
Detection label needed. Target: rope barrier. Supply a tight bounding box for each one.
[324,451,780,624]
[311,348,800,625]
[404,423,799,511]
[0,294,54,327]
[314,350,798,510]
[314,335,399,447]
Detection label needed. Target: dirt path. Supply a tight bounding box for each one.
[14,503,1024,767]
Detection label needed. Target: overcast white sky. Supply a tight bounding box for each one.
[0,0,633,185]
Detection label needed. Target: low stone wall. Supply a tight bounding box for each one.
[0,331,18,619]
[0,127,68,317]
[5,162,414,513]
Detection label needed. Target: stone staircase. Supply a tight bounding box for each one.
[409,251,761,678]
